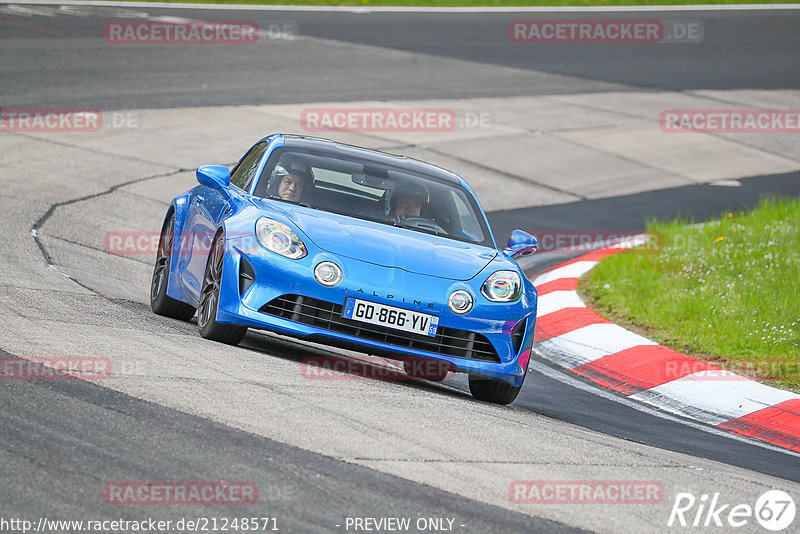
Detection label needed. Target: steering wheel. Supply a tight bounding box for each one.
[396,216,447,234]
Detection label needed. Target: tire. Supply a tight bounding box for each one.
[197,233,247,345]
[151,214,196,321]
[403,359,449,382]
[468,374,525,405]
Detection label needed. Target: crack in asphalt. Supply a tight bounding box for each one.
[30,168,189,295]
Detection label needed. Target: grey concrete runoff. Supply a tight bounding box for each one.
[1,87,799,534]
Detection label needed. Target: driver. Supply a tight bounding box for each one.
[267,163,313,203]
[389,182,429,219]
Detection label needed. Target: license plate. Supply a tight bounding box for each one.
[343,298,439,337]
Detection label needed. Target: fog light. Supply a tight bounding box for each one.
[448,290,473,315]
[314,261,343,287]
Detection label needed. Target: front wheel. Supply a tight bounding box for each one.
[151,214,196,321]
[468,374,524,405]
[197,233,247,345]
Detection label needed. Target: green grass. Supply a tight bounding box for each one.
[580,196,800,393]
[114,0,800,6]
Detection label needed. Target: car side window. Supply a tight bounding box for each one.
[230,142,268,192]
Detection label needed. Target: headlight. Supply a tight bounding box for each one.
[255,217,307,260]
[314,261,343,287]
[481,271,521,302]
[448,290,473,315]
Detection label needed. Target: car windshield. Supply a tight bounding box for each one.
[253,147,493,247]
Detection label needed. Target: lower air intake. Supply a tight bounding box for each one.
[259,294,500,363]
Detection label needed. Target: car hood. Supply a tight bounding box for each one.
[266,202,497,280]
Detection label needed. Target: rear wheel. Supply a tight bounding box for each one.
[151,215,196,321]
[468,374,525,405]
[197,233,247,345]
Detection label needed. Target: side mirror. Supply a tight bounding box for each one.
[196,165,232,190]
[503,229,538,259]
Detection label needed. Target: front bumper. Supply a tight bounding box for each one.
[216,237,536,386]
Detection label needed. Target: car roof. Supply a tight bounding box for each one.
[278,134,463,185]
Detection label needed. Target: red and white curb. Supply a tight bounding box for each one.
[531,241,800,453]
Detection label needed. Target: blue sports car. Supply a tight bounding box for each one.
[150,134,538,404]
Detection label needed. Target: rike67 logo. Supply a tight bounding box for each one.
[668,490,795,531]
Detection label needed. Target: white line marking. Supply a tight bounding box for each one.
[710,179,743,187]
[632,372,800,425]
[533,260,597,285]
[0,4,59,16]
[536,323,657,368]
[5,0,800,12]
[536,290,585,316]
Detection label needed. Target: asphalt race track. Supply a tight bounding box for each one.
[1,4,800,534]
[3,4,800,108]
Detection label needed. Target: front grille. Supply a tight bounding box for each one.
[259,294,500,362]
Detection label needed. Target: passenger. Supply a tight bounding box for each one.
[389,182,429,219]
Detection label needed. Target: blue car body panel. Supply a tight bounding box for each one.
[163,134,537,386]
